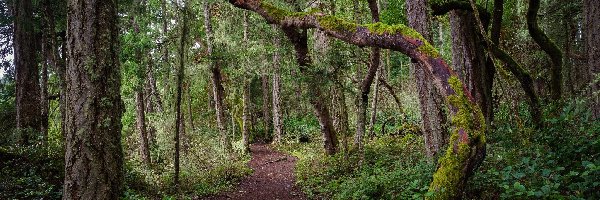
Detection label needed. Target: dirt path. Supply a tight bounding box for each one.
[204,144,306,200]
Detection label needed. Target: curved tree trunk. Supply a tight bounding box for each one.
[527,0,563,100]
[14,0,41,145]
[354,0,381,154]
[406,0,449,158]
[63,0,124,198]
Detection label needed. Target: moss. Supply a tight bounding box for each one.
[427,76,486,199]
[317,15,358,33]
[260,2,290,22]
[362,22,440,58]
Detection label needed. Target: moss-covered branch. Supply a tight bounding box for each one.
[226,0,487,198]
[430,0,491,25]
[527,0,563,100]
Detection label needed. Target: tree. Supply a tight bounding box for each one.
[13,0,40,144]
[227,0,486,197]
[63,0,124,198]
[406,0,449,158]
[205,0,232,152]
[272,25,283,144]
[584,0,599,118]
[173,2,189,186]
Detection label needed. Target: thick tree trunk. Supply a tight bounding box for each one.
[449,10,493,125]
[135,90,151,165]
[406,0,449,158]
[205,1,232,152]
[63,0,124,198]
[272,26,283,144]
[584,0,600,119]
[13,0,41,145]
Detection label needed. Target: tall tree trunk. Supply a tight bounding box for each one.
[332,81,349,159]
[40,50,49,142]
[282,28,338,155]
[241,12,250,152]
[406,0,449,158]
[584,0,600,119]
[63,0,123,198]
[146,59,163,113]
[449,10,493,125]
[205,1,232,152]
[173,4,188,186]
[135,90,151,165]
[368,67,381,139]
[354,0,381,154]
[272,26,283,144]
[13,0,41,145]
[186,82,194,131]
[261,73,271,139]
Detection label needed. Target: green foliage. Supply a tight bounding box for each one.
[468,99,600,199]
[0,145,64,200]
[284,134,434,199]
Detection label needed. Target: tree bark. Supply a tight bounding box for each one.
[272,25,283,144]
[584,0,600,119]
[527,0,563,100]
[261,73,271,139]
[63,0,123,198]
[205,1,232,152]
[135,90,151,165]
[449,10,493,125]
[354,0,381,155]
[241,12,250,152]
[173,4,188,186]
[406,0,448,158]
[13,0,41,145]
[368,67,381,139]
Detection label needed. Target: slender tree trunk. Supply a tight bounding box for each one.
[13,0,41,145]
[584,0,600,118]
[205,1,232,152]
[332,81,349,159]
[282,28,338,155]
[406,0,449,158]
[63,0,123,198]
[354,0,381,154]
[527,0,563,100]
[186,82,194,131]
[272,25,283,144]
[241,12,250,152]
[40,51,49,142]
[262,73,271,139]
[146,59,163,113]
[242,79,251,151]
[368,67,381,139]
[173,4,188,186]
[135,90,151,165]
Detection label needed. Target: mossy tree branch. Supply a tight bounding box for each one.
[227,0,486,198]
[527,0,563,100]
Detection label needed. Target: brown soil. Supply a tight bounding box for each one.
[203,144,306,200]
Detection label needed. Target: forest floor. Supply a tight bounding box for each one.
[204,144,306,200]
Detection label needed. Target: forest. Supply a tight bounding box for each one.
[0,0,599,199]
